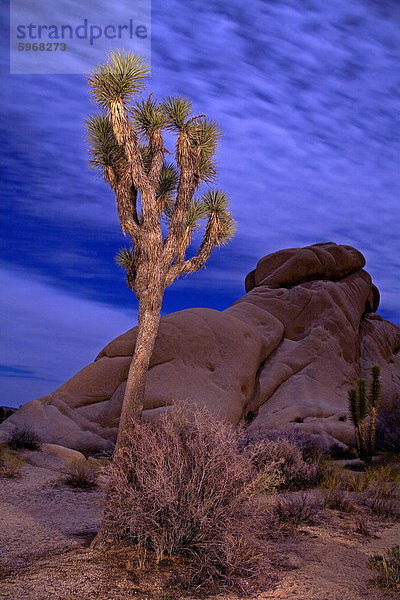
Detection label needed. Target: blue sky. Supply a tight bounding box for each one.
[1,0,399,407]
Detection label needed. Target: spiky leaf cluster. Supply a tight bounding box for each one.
[84,114,125,174]
[189,118,221,185]
[161,96,193,131]
[356,378,368,420]
[185,198,207,230]
[369,365,381,408]
[202,189,229,216]
[86,50,151,109]
[348,380,368,425]
[157,162,179,201]
[215,213,236,245]
[348,388,358,427]
[201,190,236,245]
[115,246,134,270]
[131,95,168,135]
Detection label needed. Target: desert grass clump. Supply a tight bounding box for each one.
[245,432,321,491]
[63,457,99,488]
[359,487,399,520]
[101,407,273,591]
[0,445,24,477]
[7,426,41,451]
[323,488,354,513]
[272,492,322,528]
[368,545,400,590]
[354,513,371,536]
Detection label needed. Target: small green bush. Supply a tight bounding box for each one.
[7,426,41,451]
[368,545,400,589]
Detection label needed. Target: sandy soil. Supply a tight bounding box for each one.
[0,450,399,600]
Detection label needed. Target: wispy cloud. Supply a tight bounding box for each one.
[1,0,399,404]
[0,266,137,406]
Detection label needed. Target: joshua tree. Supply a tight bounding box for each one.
[368,365,381,455]
[85,50,235,453]
[348,365,381,465]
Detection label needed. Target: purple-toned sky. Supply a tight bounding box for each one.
[1,0,400,407]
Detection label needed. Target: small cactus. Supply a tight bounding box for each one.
[348,365,381,465]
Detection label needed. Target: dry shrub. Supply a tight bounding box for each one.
[318,465,346,490]
[63,457,98,488]
[354,514,371,536]
[365,463,400,485]
[7,426,41,451]
[368,545,400,590]
[359,465,399,519]
[323,489,354,512]
[0,445,24,477]
[360,487,399,519]
[102,407,274,591]
[272,492,322,527]
[244,430,321,490]
[319,467,369,493]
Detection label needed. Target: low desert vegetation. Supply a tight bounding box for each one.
[368,545,400,590]
[7,426,41,451]
[0,444,25,477]
[62,457,99,489]
[354,513,371,537]
[99,411,366,591]
[272,492,322,528]
[318,459,400,520]
[323,488,355,512]
[101,407,280,591]
[244,429,322,491]
[348,365,381,466]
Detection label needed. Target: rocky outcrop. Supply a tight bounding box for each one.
[0,407,16,424]
[1,243,399,451]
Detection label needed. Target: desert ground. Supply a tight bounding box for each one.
[0,447,399,600]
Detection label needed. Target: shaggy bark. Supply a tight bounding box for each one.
[115,298,162,450]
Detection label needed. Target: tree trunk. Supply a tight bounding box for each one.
[369,407,378,457]
[115,299,162,453]
[90,297,162,549]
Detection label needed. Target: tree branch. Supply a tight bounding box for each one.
[165,216,218,286]
[162,132,198,263]
[147,129,165,188]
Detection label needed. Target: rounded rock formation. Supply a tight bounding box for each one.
[1,242,399,451]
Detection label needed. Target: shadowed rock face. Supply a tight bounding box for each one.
[0,407,16,424]
[1,243,399,451]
